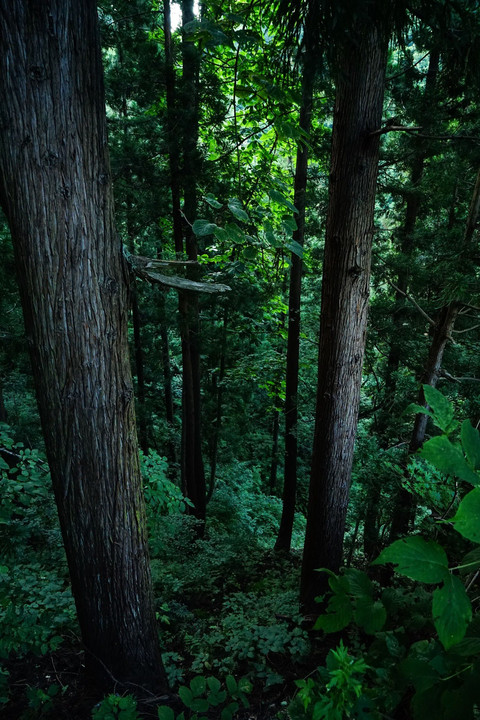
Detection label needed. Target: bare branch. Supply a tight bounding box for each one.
[388,281,436,326]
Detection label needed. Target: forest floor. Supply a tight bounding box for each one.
[3,633,322,720]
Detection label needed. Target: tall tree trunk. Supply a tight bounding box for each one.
[275,40,315,552]
[164,0,183,255]
[364,49,440,560]
[0,0,166,691]
[179,0,206,521]
[300,22,387,612]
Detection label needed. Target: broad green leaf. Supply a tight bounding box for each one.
[158,707,174,720]
[228,199,250,223]
[193,219,218,237]
[207,676,221,693]
[179,686,194,708]
[433,575,472,650]
[399,657,439,692]
[225,675,237,695]
[190,698,209,713]
[0,457,9,470]
[314,591,353,633]
[207,690,226,706]
[461,420,480,470]
[451,488,480,542]
[372,536,449,583]
[404,402,433,417]
[238,678,252,694]
[459,546,480,572]
[423,385,455,433]
[190,675,207,697]
[268,188,297,214]
[448,637,480,656]
[419,435,480,486]
[286,240,303,258]
[355,597,387,634]
[204,193,222,209]
[344,568,374,599]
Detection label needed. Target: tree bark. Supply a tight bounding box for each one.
[300,21,387,611]
[275,39,315,552]
[179,0,206,522]
[0,0,166,691]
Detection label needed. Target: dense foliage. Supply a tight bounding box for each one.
[2,0,480,717]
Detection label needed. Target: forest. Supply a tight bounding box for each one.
[2,0,480,717]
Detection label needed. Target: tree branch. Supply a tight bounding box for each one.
[388,281,436,326]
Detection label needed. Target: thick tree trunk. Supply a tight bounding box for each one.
[300,23,387,611]
[275,43,314,552]
[0,0,166,691]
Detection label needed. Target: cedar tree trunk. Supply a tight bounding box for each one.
[300,22,387,611]
[0,0,166,691]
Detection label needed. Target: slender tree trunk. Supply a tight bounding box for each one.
[179,0,206,521]
[0,383,7,424]
[131,288,149,454]
[300,22,387,612]
[0,0,166,691]
[164,0,183,254]
[390,302,460,539]
[275,41,315,552]
[390,166,480,539]
[208,308,228,499]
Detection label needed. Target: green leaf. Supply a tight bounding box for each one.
[314,591,353,633]
[190,698,209,713]
[423,385,455,433]
[206,677,221,693]
[158,706,175,720]
[193,219,218,237]
[451,488,480,542]
[228,199,250,223]
[0,458,9,471]
[286,240,303,258]
[204,193,223,209]
[372,536,449,583]
[355,598,387,634]
[461,420,480,470]
[344,568,374,599]
[404,402,433,417]
[433,575,472,650]
[179,686,194,708]
[225,676,237,695]
[190,676,207,697]
[448,637,480,656]
[419,435,480,486]
[268,188,297,213]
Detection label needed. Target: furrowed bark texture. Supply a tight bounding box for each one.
[300,23,387,610]
[0,0,165,691]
